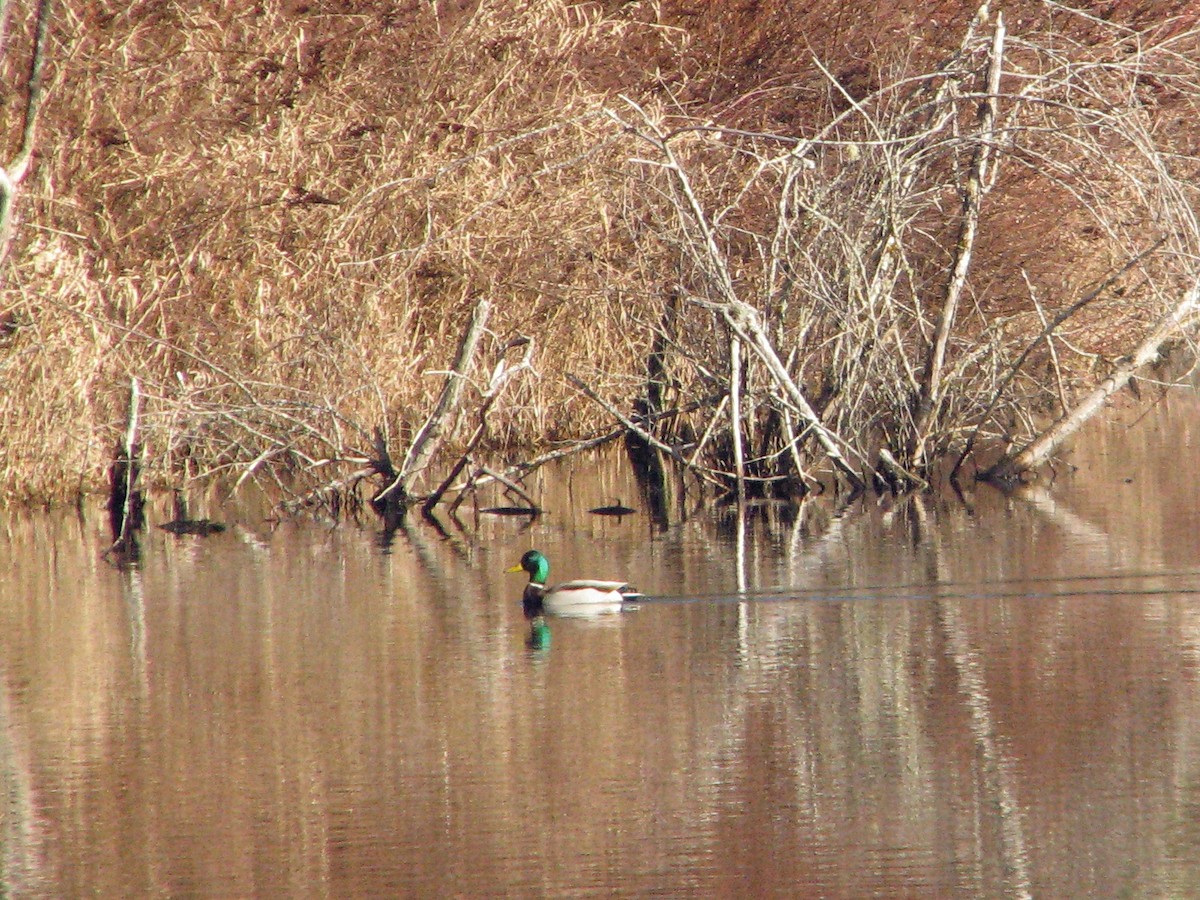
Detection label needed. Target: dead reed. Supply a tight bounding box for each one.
[0,1,679,502]
[1,1,1198,507]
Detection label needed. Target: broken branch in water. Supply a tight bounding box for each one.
[477,464,541,513]
[373,297,491,515]
[422,334,534,516]
[566,373,730,489]
[981,279,1200,485]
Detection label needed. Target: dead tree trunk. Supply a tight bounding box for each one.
[107,377,144,555]
[0,0,52,275]
[951,241,1167,481]
[373,298,491,515]
[911,12,1006,470]
[729,329,747,503]
[627,288,678,521]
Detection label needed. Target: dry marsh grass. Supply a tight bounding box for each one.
[1,1,1199,504]
[1,1,682,501]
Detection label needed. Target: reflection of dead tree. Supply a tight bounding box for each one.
[910,492,1033,897]
[1012,483,1134,569]
[937,599,1034,900]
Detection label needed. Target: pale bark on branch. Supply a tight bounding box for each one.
[982,279,1200,483]
[717,298,867,492]
[0,0,52,271]
[376,297,491,505]
[912,12,1006,469]
[112,377,143,552]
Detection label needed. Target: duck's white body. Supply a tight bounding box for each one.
[532,579,640,613]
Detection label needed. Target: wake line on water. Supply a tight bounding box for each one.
[636,568,1200,606]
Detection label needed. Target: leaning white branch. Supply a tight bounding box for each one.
[984,277,1200,482]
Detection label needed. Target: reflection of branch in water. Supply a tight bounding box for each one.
[0,672,51,895]
[780,492,924,591]
[397,518,468,591]
[122,569,149,700]
[735,507,749,662]
[1017,484,1154,572]
[783,499,847,587]
[937,600,1034,900]
[735,505,748,595]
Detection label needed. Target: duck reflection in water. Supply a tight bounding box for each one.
[526,616,552,651]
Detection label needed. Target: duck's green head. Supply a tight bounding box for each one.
[506,549,550,585]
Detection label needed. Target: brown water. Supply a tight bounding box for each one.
[3,399,1200,898]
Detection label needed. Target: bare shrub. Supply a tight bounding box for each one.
[2,2,1199,506]
[610,8,1200,490]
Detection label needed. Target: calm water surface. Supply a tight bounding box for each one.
[4,400,1200,898]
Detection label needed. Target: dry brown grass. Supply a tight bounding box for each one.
[0,0,684,501]
[1,1,1199,504]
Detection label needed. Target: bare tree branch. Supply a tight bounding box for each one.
[0,0,52,271]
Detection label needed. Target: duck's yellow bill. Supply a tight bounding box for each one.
[505,563,524,573]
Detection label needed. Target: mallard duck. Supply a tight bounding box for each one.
[506,549,640,616]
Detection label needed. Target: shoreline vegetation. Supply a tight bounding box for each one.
[2,1,1200,523]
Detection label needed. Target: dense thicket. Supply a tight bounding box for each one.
[1,1,1197,505]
